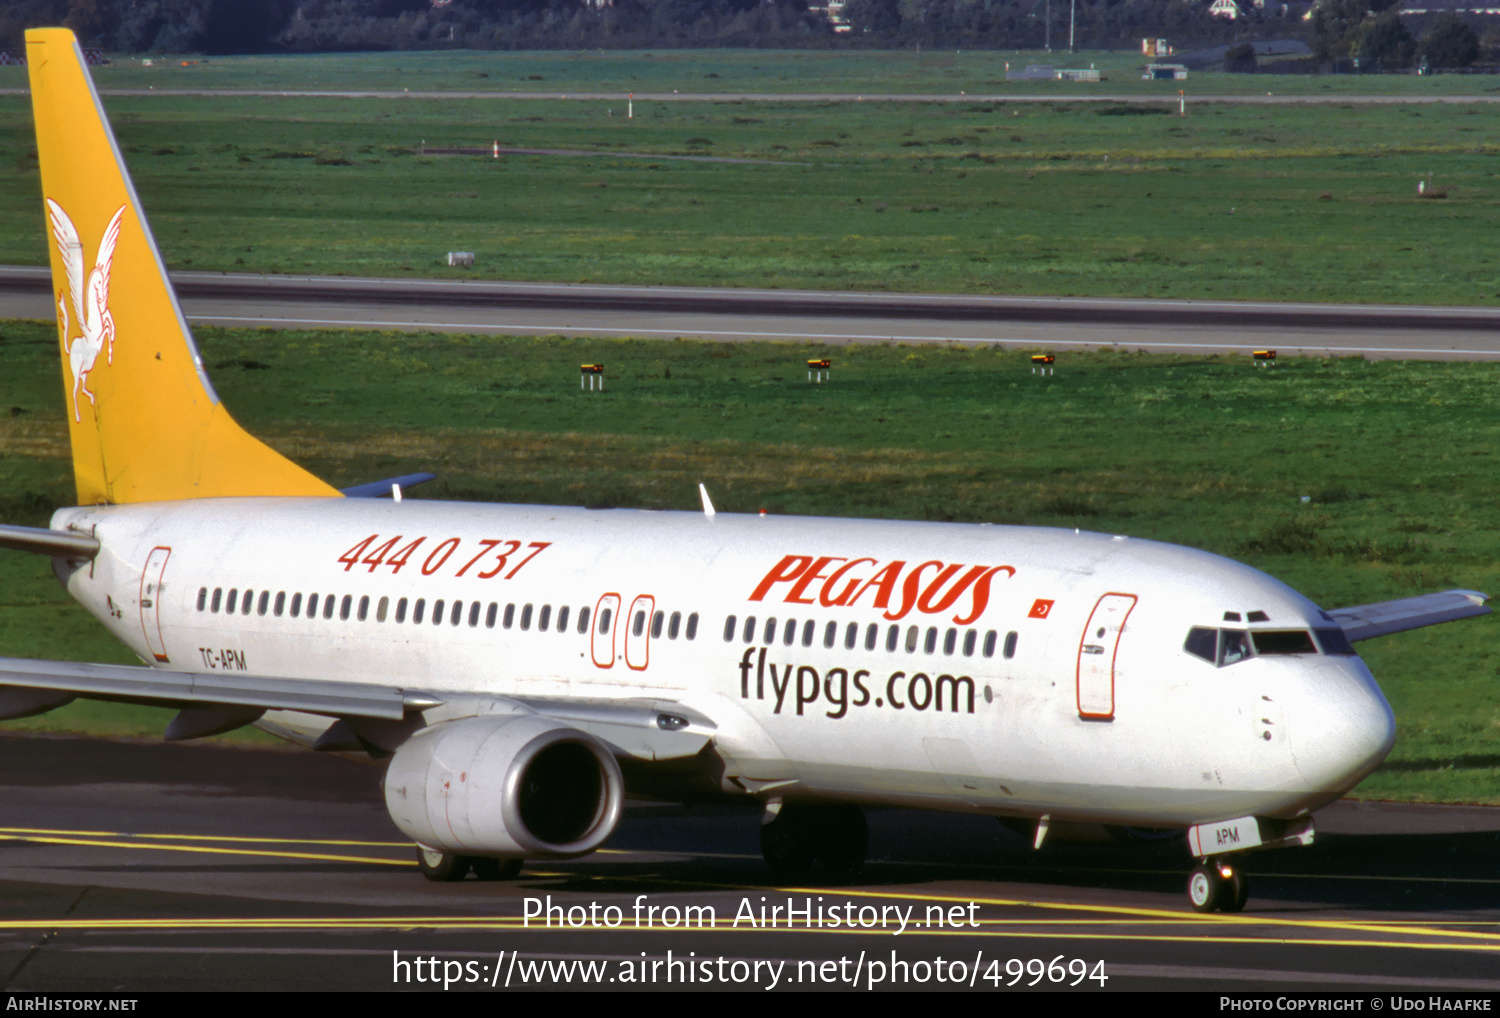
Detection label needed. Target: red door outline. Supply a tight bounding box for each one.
[1076,592,1137,720]
[590,593,621,669]
[139,546,172,663]
[624,594,656,672]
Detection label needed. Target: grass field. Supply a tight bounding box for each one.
[3,85,1499,304]
[3,48,1499,96]
[1,319,1497,800]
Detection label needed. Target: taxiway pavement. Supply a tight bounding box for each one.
[3,267,1499,360]
[2,734,1498,992]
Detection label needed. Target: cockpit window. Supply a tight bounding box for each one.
[1314,627,1356,656]
[1186,624,1352,667]
[1250,629,1318,656]
[1184,627,1217,663]
[1219,629,1252,666]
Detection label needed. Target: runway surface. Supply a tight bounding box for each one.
[1,733,1498,992]
[4,267,1499,360]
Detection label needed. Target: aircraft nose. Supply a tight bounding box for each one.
[1285,659,1396,794]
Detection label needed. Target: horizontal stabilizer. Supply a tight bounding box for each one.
[1330,589,1490,642]
[0,656,443,720]
[0,523,99,558]
[340,473,438,499]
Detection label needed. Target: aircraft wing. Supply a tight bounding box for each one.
[0,524,99,558]
[1330,589,1490,642]
[0,657,715,760]
[0,656,435,719]
[340,472,438,498]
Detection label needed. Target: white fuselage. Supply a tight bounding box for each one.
[52,497,1396,829]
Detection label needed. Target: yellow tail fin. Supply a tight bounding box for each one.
[26,28,339,505]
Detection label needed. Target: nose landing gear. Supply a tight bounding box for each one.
[1188,859,1249,913]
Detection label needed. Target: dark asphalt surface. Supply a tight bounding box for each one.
[1,733,1498,992]
[4,267,1499,360]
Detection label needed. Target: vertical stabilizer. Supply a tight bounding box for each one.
[26,29,339,505]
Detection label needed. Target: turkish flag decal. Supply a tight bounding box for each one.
[1028,598,1055,619]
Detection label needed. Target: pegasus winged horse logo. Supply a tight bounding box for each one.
[47,199,126,423]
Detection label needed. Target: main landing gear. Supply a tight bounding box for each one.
[760,802,868,882]
[416,846,524,882]
[1188,858,1249,913]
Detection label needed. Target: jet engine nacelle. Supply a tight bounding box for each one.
[383,714,624,858]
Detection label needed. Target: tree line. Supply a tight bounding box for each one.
[0,0,1490,68]
[4,0,1254,53]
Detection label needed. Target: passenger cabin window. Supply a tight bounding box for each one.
[577,606,590,634]
[451,601,463,626]
[982,631,997,658]
[651,610,663,638]
[669,612,681,639]
[521,604,533,631]
[469,602,481,627]
[1003,631,1018,659]
[258,591,270,616]
[339,595,352,621]
[413,598,425,624]
[196,587,207,611]
[724,615,737,642]
[274,592,286,617]
[485,603,497,629]
[539,605,552,631]
[323,595,336,620]
[557,606,570,632]
[686,613,698,640]
[504,603,515,629]
[825,621,838,649]
[432,599,445,625]
[598,607,613,634]
[211,588,223,613]
[742,616,755,643]
[395,597,407,624]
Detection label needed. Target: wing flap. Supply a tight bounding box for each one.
[1330,589,1490,642]
[0,656,440,720]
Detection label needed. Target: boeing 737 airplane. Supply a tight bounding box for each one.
[1,29,1490,913]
